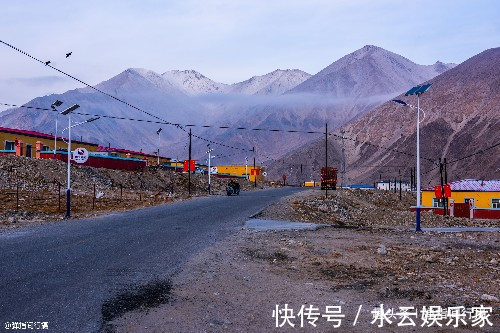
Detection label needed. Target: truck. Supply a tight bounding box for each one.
[321,167,338,190]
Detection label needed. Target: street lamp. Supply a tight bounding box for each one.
[60,104,99,218]
[245,157,248,180]
[51,100,63,158]
[392,83,432,231]
[207,145,214,194]
[156,128,162,165]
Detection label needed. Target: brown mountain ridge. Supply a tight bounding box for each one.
[267,47,500,186]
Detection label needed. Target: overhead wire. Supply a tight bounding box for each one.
[0,39,461,166]
[0,40,254,152]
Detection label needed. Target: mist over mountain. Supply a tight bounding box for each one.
[190,45,456,163]
[0,46,457,165]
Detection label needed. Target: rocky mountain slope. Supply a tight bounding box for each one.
[267,47,499,185]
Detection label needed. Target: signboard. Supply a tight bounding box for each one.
[72,147,89,164]
[210,166,218,174]
[262,171,267,177]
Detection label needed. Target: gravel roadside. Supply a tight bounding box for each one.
[112,189,499,332]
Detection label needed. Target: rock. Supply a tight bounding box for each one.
[7,216,15,224]
[424,254,438,263]
[480,294,499,302]
[377,245,388,255]
[490,258,498,265]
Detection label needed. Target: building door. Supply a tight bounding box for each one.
[26,144,32,158]
[454,203,470,218]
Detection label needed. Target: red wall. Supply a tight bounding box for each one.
[38,152,146,171]
[473,209,500,219]
[410,207,499,219]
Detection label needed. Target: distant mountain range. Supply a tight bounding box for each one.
[0,45,456,166]
[266,47,500,184]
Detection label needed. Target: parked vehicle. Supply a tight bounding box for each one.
[226,180,240,196]
[321,167,338,190]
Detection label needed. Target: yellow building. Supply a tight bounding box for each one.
[0,126,98,157]
[422,179,500,209]
[216,165,266,182]
[0,126,171,166]
[422,179,500,219]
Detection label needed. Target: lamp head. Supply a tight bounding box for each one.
[86,117,100,123]
[392,99,408,106]
[60,104,80,115]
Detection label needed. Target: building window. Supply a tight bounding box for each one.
[42,145,51,151]
[492,199,500,209]
[432,198,444,208]
[464,198,473,205]
[4,141,14,150]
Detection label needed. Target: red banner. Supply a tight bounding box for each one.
[183,160,196,172]
[434,185,442,198]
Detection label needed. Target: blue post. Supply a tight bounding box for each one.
[416,207,421,231]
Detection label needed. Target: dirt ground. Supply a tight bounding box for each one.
[112,189,499,333]
[0,155,266,231]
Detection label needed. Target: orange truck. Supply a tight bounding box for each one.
[321,167,338,190]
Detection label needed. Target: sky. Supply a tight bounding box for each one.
[1,0,499,112]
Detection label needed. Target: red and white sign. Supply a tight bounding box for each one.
[72,147,89,164]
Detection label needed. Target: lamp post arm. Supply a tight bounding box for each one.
[403,103,426,123]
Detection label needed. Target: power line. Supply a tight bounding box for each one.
[424,141,500,174]
[0,102,253,152]
[0,40,175,126]
[0,38,452,164]
[0,40,254,152]
[328,132,437,164]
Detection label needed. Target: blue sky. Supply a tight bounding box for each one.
[1,0,499,111]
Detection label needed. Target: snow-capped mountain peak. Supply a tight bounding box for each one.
[161,70,229,95]
[230,69,311,95]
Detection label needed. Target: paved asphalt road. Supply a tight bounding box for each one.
[0,187,303,333]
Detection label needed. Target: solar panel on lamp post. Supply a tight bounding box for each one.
[392,83,432,231]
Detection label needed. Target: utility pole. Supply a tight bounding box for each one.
[188,129,192,195]
[439,159,447,216]
[245,157,248,180]
[341,128,346,188]
[399,169,402,200]
[207,146,213,194]
[156,128,162,165]
[253,147,256,188]
[51,100,63,159]
[444,158,448,216]
[325,123,328,198]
